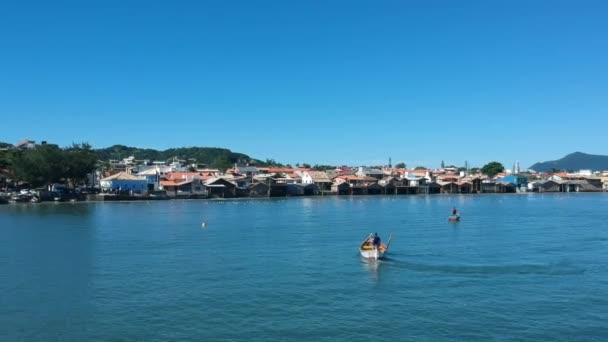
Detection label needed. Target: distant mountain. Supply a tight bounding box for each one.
[94,145,267,168]
[0,141,12,148]
[529,152,608,172]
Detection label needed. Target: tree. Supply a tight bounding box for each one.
[0,149,13,169]
[11,144,66,187]
[395,162,406,168]
[302,163,311,169]
[264,159,284,167]
[441,160,445,169]
[63,143,98,188]
[10,143,98,188]
[480,162,505,177]
[211,155,232,170]
[414,166,427,170]
[312,164,333,171]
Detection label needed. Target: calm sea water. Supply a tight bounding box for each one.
[1,194,608,341]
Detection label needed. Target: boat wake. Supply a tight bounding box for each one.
[369,258,585,276]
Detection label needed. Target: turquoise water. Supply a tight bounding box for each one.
[1,194,608,341]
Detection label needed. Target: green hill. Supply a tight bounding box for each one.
[94,145,266,169]
[529,152,608,172]
[0,141,273,169]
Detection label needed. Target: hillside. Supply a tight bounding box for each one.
[529,152,608,172]
[0,141,272,169]
[94,145,266,168]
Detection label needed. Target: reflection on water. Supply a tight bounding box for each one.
[361,257,380,285]
[361,256,391,285]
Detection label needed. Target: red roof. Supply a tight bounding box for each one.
[160,180,193,187]
[267,167,296,173]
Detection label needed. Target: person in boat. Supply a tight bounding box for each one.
[365,233,374,246]
[372,232,381,248]
[452,207,458,216]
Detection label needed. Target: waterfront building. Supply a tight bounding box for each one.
[287,183,319,196]
[301,171,333,190]
[136,168,160,191]
[204,178,237,198]
[334,175,377,186]
[409,169,432,182]
[537,180,561,192]
[403,173,426,186]
[497,174,528,192]
[481,180,497,193]
[381,181,396,194]
[355,167,385,179]
[249,183,269,197]
[269,183,288,197]
[456,181,472,193]
[100,172,148,193]
[331,182,350,195]
[438,181,458,194]
[378,176,404,187]
[160,179,206,197]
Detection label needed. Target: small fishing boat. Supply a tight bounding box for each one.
[359,233,393,260]
[448,215,460,222]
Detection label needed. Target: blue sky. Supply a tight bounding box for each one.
[1,1,607,169]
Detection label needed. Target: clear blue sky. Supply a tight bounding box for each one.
[1,1,607,169]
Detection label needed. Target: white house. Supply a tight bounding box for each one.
[301,171,332,189]
[100,172,148,193]
[136,168,160,191]
[403,173,425,186]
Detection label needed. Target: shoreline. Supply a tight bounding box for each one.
[2,191,607,206]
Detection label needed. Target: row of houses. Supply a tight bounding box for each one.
[97,164,608,199]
